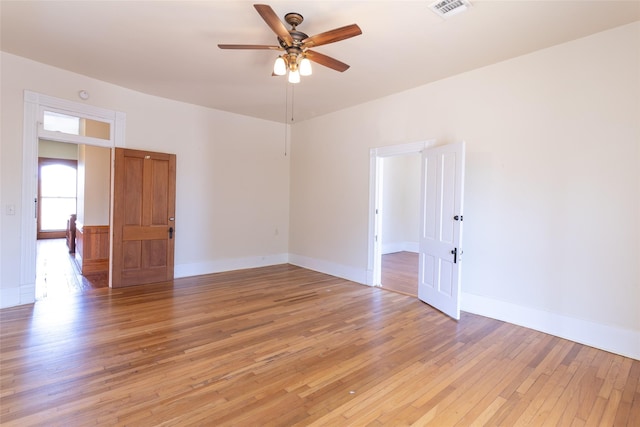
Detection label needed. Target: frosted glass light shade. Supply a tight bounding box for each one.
[288,69,300,83]
[299,57,312,76]
[273,56,287,76]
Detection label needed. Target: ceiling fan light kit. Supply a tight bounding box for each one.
[273,53,313,81]
[288,68,301,84]
[273,56,287,76]
[218,4,362,83]
[299,57,312,76]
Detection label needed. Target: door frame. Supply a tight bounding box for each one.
[20,91,126,303]
[367,140,435,287]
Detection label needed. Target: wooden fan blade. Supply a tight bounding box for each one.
[305,50,350,72]
[218,44,281,50]
[254,4,293,46]
[302,24,362,48]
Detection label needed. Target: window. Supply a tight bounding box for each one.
[43,110,111,140]
[43,111,81,135]
[38,158,77,238]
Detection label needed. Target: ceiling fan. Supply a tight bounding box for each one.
[218,4,362,83]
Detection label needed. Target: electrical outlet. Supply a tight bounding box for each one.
[6,204,16,215]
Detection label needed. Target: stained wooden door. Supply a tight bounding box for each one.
[112,148,176,288]
[418,141,465,319]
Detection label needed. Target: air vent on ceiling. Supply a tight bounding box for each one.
[429,0,472,18]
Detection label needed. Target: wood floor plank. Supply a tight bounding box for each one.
[381,251,418,296]
[615,360,640,425]
[467,396,508,426]
[1,263,638,426]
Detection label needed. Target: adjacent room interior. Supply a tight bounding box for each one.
[35,139,110,300]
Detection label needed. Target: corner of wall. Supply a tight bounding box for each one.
[288,254,369,286]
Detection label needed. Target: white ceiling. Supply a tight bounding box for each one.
[1,1,639,123]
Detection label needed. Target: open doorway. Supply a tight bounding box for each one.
[368,140,432,292]
[18,91,124,306]
[35,140,110,300]
[369,140,466,320]
[379,154,421,297]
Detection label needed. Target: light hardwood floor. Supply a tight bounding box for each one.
[1,264,638,426]
[36,238,108,300]
[382,251,419,297]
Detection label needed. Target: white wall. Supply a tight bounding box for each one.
[0,52,290,306]
[76,144,110,226]
[289,22,640,359]
[38,140,78,160]
[381,154,420,254]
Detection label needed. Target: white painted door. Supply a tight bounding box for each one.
[418,141,465,320]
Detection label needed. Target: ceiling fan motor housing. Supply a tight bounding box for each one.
[279,30,308,48]
[279,26,308,67]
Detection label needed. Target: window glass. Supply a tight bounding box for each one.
[43,111,80,135]
[43,110,111,140]
[40,164,77,231]
[40,198,77,230]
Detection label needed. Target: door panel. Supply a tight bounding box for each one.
[418,141,465,319]
[112,148,176,288]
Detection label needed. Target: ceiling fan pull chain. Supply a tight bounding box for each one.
[284,82,288,156]
[291,84,295,123]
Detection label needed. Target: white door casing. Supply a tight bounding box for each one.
[368,140,433,287]
[15,91,124,306]
[418,141,465,320]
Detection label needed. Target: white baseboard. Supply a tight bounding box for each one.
[21,283,36,305]
[462,292,640,361]
[285,256,639,360]
[382,241,419,255]
[0,287,20,309]
[288,253,368,285]
[366,269,375,286]
[174,253,289,278]
[404,242,419,253]
[0,284,35,309]
[2,254,291,308]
